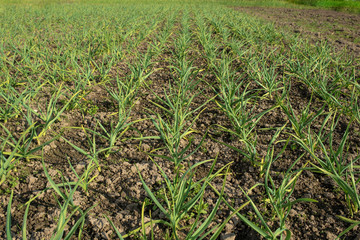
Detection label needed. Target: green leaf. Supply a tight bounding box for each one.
[6,190,14,240]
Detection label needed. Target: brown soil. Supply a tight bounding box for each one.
[234,6,360,58]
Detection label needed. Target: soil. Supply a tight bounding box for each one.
[234,6,360,58]
[0,6,360,240]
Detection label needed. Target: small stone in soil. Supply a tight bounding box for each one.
[220,233,236,240]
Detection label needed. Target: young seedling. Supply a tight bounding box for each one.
[280,95,325,140]
[22,83,80,144]
[211,55,275,164]
[292,113,360,217]
[98,75,143,157]
[62,125,107,174]
[247,52,284,100]
[6,156,95,240]
[0,121,60,165]
[138,158,233,239]
[0,85,27,123]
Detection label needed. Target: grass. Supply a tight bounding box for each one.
[0,0,359,239]
[287,0,360,12]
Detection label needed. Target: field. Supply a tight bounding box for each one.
[0,0,360,239]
